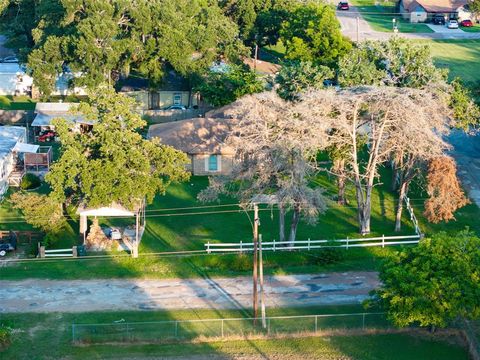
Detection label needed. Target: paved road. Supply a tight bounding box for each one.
[0,272,379,313]
[448,130,480,207]
[336,8,480,41]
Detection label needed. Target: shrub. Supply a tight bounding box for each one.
[0,324,12,349]
[312,246,345,265]
[20,173,41,190]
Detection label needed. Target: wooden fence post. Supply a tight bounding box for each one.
[72,246,78,258]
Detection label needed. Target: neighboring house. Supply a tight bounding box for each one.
[31,102,93,136]
[147,117,236,176]
[0,63,33,96]
[119,71,197,110]
[0,126,49,197]
[399,0,469,22]
[0,63,87,97]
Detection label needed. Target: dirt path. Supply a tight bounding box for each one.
[0,272,379,313]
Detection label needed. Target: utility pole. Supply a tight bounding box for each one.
[356,16,360,43]
[259,234,266,329]
[252,203,259,325]
[254,43,259,71]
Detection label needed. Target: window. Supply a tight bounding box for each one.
[173,93,182,105]
[207,155,219,172]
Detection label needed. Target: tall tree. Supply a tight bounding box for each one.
[338,38,447,88]
[193,64,264,107]
[320,87,451,234]
[372,230,480,330]
[46,87,190,209]
[423,156,470,224]
[199,91,330,244]
[279,1,351,66]
[2,0,242,94]
[275,60,334,101]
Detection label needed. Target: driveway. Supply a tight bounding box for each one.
[448,130,480,206]
[0,272,380,313]
[427,24,464,34]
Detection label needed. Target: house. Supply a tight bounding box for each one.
[31,102,93,136]
[0,126,51,197]
[118,71,197,110]
[0,63,33,96]
[399,0,469,22]
[0,63,87,97]
[147,117,236,175]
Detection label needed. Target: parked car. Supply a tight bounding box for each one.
[337,1,349,10]
[38,130,56,142]
[432,15,446,25]
[460,19,473,27]
[165,105,187,111]
[2,56,19,63]
[447,20,459,29]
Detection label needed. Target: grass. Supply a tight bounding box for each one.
[1,162,479,281]
[460,24,480,33]
[0,306,469,360]
[349,0,434,33]
[0,95,36,110]
[425,40,480,85]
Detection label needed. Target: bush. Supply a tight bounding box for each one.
[312,246,345,265]
[0,325,12,349]
[20,173,41,190]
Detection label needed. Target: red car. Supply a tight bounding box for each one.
[337,1,349,10]
[460,19,473,27]
[38,131,56,142]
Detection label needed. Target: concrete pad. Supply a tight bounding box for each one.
[426,24,464,33]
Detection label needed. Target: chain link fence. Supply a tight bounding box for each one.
[72,312,390,344]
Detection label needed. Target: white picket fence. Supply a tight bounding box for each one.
[205,234,421,253]
[404,196,422,235]
[44,248,74,258]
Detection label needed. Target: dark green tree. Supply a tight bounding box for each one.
[279,1,351,66]
[372,230,480,330]
[46,87,190,209]
[275,61,334,101]
[194,64,264,106]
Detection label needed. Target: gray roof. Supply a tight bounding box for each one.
[0,126,25,161]
[32,102,92,127]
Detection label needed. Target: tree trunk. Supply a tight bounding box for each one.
[356,184,372,235]
[394,182,408,232]
[288,206,301,246]
[337,159,347,205]
[279,205,285,243]
[391,162,398,192]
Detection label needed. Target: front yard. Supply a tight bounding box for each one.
[349,0,434,33]
[0,162,479,280]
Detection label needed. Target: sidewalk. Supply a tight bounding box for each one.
[0,272,379,313]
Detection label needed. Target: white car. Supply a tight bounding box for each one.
[2,56,19,63]
[447,20,459,29]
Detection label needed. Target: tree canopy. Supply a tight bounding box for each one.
[280,1,351,66]
[373,230,480,329]
[46,87,190,210]
[193,64,264,107]
[1,0,243,94]
[275,61,334,101]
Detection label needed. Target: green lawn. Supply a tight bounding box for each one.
[425,40,480,85]
[460,24,480,33]
[349,0,434,33]
[0,306,469,360]
[0,95,36,110]
[1,162,479,280]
